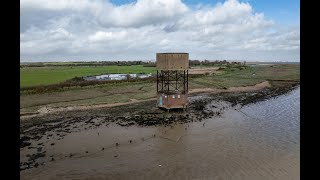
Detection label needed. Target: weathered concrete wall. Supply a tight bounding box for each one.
[156,53,189,70]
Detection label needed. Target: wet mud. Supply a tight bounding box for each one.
[20,85,300,179]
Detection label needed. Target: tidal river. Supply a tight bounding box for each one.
[21,87,300,180]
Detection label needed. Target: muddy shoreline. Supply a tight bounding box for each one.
[20,83,299,171]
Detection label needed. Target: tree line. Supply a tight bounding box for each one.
[189,60,246,66]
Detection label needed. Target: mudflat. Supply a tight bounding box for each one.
[20,64,300,179]
[20,85,299,179]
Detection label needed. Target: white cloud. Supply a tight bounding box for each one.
[20,0,300,61]
[102,0,188,27]
[20,0,105,11]
[88,31,128,42]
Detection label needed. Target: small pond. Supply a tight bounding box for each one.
[83,73,153,81]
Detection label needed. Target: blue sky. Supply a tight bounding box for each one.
[111,0,300,26]
[20,0,300,62]
[246,0,299,26]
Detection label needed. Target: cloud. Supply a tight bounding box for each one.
[20,0,300,61]
[88,31,128,42]
[20,0,104,11]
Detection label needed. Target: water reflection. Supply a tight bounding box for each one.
[21,87,300,180]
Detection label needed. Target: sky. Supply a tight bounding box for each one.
[20,0,300,62]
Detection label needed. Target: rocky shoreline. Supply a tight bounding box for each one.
[20,84,299,171]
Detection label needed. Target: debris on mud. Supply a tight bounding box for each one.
[212,85,298,106]
[20,84,299,171]
[20,136,31,148]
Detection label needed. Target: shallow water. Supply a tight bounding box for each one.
[84,73,152,81]
[21,87,300,180]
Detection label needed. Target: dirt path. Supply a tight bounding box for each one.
[20,81,270,120]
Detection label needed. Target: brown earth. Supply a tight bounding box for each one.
[19,83,299,172]
[20,81,271,120]
[188,67,219,75]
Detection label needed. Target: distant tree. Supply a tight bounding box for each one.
[189,60,201,66]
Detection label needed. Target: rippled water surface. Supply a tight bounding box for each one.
[21,87,300,180]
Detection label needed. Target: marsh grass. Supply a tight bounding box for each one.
[20,64,300,114]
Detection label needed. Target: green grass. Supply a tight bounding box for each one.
[20,65,156,87]
[20,64,300,115]
[190,64,300,89]
[20,81,156,115]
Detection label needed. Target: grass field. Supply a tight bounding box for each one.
[20,64,300,115]
[190,64,300,89]
[20,65,156,87]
